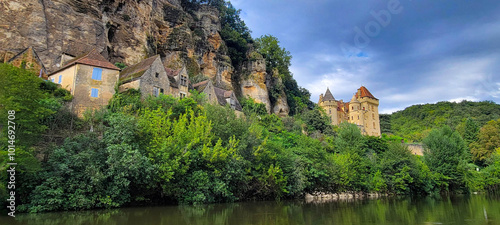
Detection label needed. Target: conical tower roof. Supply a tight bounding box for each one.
[322,88,335,101]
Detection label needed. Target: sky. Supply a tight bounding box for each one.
[231,0,500,114]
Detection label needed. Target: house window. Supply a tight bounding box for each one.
[58,75,62,84]
[155,72,159,78]
[329,109,331,114]
[92,68,103,81]
[358,115,359,119]
[51,78,55,82]
[180,75,187,86]
[160,88,164,94]
[363,107,365,110]
[208,93,211,99]
[91,88,99,98]
[153,87,160,97]
[180,93,186,99]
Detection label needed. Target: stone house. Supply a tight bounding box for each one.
[192,79,217,104]
[4,46,48,79]
[319,86,381,136]
[193,79,243,113]
[47,49,120,116]
[214,87,242,112]
[118,55,170,98]
[166,66,190,99]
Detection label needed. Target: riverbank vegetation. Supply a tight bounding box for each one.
[1,64,500,213]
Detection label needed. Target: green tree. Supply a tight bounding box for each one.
[334,122,365,154]
[463,117,479,145]
[423,126,469,192]
[470,119,500,164]
[254,35,313,115]
[0,63,55,146]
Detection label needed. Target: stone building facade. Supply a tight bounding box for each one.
[319,86,381,136]
[193,79,243,113]
[47,49,120,116]
[4,46,48,79]
[119,55,170,98]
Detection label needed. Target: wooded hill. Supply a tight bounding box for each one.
[381,101,500,141]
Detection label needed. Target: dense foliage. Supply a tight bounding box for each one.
[386,101,500,141]
[2,65,500,214]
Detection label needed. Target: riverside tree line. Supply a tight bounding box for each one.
[1,63,500,213]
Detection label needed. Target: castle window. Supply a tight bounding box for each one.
[58,75,62,84]
[373,122,375,128]
[92,68,102,81]
[372,113,374,119]
[91,88,99,98]
[352,106,353,110]
[155,72,159,78]
[329,109,331,114]
[358,115,359,119]
[363,107,365,110]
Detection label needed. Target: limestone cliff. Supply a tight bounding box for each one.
[0,0,289,115]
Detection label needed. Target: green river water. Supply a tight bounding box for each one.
[1,194,499,225]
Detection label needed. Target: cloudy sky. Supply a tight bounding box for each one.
[231,0,500,114]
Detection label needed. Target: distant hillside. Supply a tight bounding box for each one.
[382,101,500,141]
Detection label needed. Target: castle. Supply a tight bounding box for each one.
[318,86,381,136]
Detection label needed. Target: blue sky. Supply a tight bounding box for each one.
[231,0,500,114]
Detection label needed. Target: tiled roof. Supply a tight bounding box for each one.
[168,75,178,88]
[214,87,227,106]
[119,55,159,83]
[213,87,242,111]
[322,88,335,101]
[193,80,209,92]
[165,67,181,77]
[50,49,119,75]
[356,86,377,99]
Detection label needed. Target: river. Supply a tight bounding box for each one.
[2,194,499,225]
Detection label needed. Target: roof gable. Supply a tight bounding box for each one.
[119,55,160,83]
[51,49,119,75]
[7,46,47,74]
[356,86,377,99]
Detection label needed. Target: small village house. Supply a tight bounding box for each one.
[119,55,170,98]
[47,49,120,116]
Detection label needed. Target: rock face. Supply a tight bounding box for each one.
[0,0,288,115]
[240,58,271,113]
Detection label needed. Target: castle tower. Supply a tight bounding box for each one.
[349,93,361,126]
[354,86,380,136]
[318,88,340,125]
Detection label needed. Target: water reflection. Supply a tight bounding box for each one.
[3,195,500,225]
